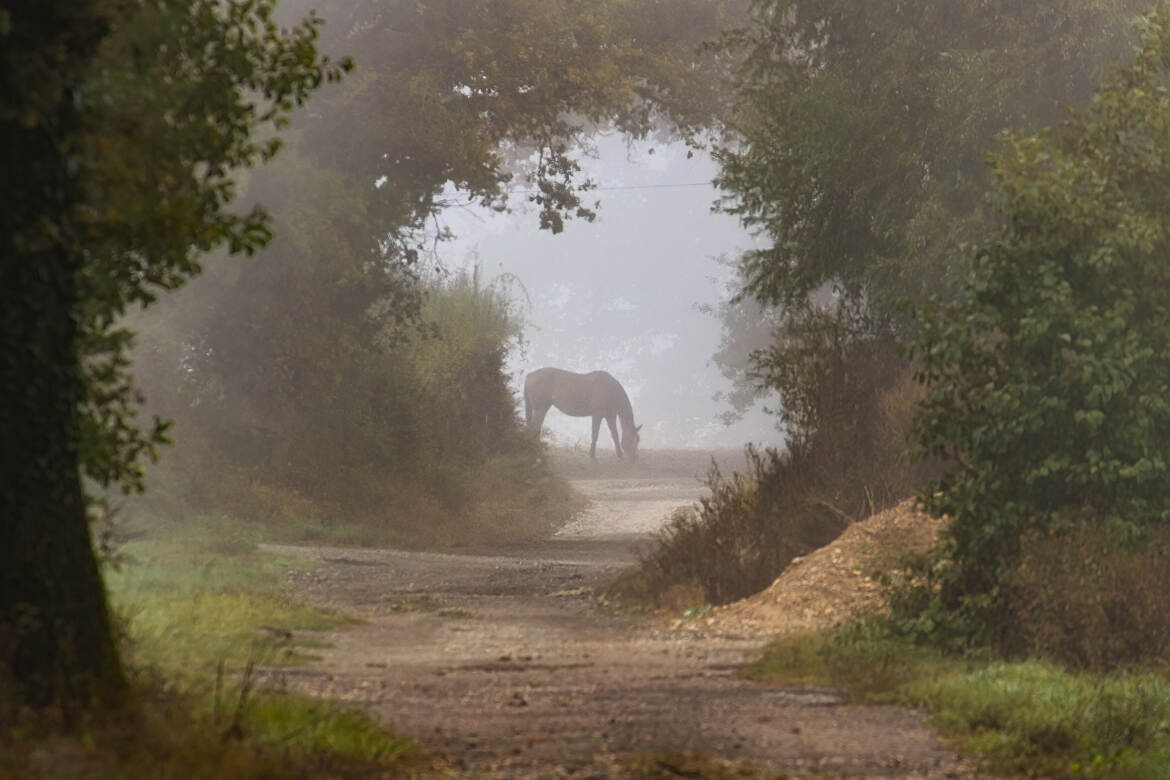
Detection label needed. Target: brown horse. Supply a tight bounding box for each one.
[524,367,642,461]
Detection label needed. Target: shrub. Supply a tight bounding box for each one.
[617,327,937,609]
[909,4,1170,645]
[131,267,577,548]
[620,444,854,607]
[1004,525,1170,669]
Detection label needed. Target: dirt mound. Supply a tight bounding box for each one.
[694,499,943,638]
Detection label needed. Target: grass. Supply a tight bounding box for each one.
[745,623,1170,777]
[240,691,422,765]
[1,512,445,778]
[742,622,970,697]
[901,664,1170,778]
[106,514,351,683]
[1,688,439,779]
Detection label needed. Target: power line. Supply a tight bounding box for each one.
[594,181,714,191]
[511,181,715,194]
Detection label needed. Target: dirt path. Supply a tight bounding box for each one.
[263,472,979,778]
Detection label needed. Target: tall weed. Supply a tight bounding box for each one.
[616,348,936,608]
[130,267,577,548]
[623,444,849,606]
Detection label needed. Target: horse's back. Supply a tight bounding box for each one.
[524,366,567,397]
[525,367,620,417]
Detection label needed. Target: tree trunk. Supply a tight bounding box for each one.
[0,3,124,716]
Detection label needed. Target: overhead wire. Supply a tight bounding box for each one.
[510,181,715,194]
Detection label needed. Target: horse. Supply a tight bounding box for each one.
[523,367,642,461]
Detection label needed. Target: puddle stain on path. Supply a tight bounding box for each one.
[262,476,980,778]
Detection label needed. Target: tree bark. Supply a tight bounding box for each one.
[0,3,125,716]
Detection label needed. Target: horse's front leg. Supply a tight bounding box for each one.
[529,403,551,435]
[590,415,603,459]
[606,415,623,459]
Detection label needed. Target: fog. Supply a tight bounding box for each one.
[436,134,780,450]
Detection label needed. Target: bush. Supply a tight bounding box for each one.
[615,330,937,609]
[1004,526,1170,669]
[619,444,855,607]
[131,267,578,548]
[909,6,1170,645]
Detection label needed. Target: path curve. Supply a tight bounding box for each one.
[263,475,979,778]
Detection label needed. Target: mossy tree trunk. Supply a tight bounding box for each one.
[0,2,125,715]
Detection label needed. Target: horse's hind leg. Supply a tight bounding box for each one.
[605,415,623,459]
[529,403,550,436]
[590,415,602,459]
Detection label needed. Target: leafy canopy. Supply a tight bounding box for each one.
[910,0,1170,641]
[717,0,1143,315]
[131,0,741,513]
[77,0,349,498]
[711,0,1145,442]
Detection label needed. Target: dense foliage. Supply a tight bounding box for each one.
[637,1,1163,618]
[126,0,741,539]
[713,0,1145,446]
[79,0,349,502]
[140,266,584,546]
[909,2,1170,646]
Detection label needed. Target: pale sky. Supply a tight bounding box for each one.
[435,134,782,450]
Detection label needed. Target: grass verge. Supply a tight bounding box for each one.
[132,449,584,551]
[1,687,437,779]
[1,514,443,778]
[744,623,1170,777]
[107,513,349,683]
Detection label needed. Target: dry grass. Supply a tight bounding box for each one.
[1006,524,1170,669]
[607,445,857,609]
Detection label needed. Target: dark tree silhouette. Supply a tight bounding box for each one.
[0,2,126,713]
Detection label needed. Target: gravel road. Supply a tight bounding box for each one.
[262,472,980,778]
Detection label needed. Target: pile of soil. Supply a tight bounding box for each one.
[696,499,944,637]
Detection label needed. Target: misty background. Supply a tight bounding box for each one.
[435,134,779,449]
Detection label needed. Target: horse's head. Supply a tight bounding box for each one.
[623,424,642,463]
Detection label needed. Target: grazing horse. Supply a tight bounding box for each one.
[524,367,642,461]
